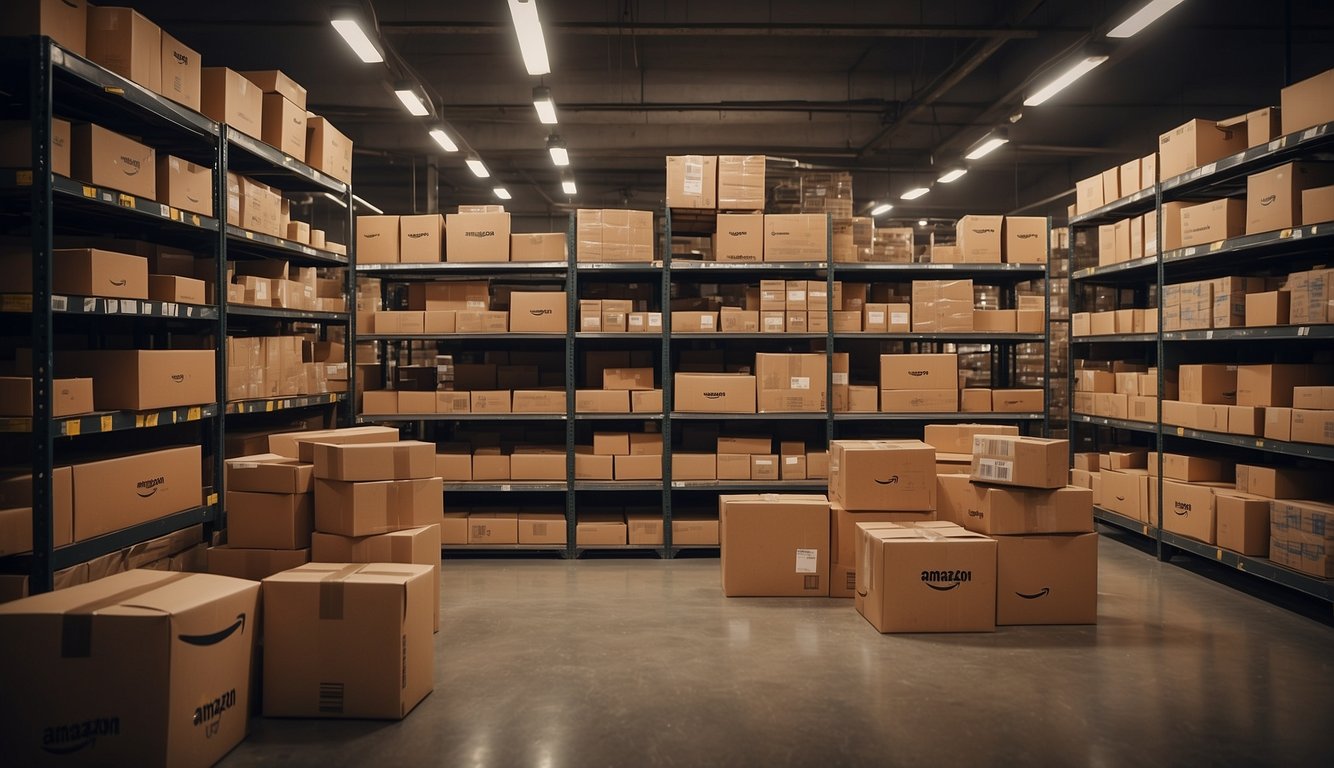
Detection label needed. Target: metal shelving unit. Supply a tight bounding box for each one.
[1068,117,1334,608]
[0,36,356,591]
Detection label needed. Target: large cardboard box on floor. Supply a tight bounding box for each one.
[828,501,935,589]
[970,435,1068,489]
[995,532,1098,625]
[313,477,443,537]
[311,524,441,632]
[262,562,434,719]
[0,569,259,768]
[666,155,717,209]
[854,521,997,633]
[720,494,830,597]
[828,439,935,511]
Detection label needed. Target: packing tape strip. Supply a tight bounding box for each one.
[61,572,192,658]
[318,564,363,621]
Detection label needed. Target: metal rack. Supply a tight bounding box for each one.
[0,37,356,592]
[1067,118,1334,607]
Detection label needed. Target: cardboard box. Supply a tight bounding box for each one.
[854,521,997,633]
[268,425,399,460]
[672,453,717,481]
[1246,162,1334,235]
[1004,216,1047,263]
[509,291,567,333]
[714,213,764,261]
[469,390,511,414]
[764,214,828,262]
[313,477,443,537]
[720,494,830,597]
[829,502,935,567]
[262,563,433,719]
[201,67,263,140]
[995,533,1098,625]
[910,279,973,332]
[973,309,1017,333]
[666,154,717,208]
[148,273,206,304]
[0,570,258,767]
[962,485,1094,535]
[674,373,756,413]
[1291,409,1334,445]
[1280,67,1334,135]
[226,453,314,494]
[955,215,1002,263]
[1158,118,1246,180]
[62,349,213,410]
[518,513,567,545]
[922,424,1018,454]
[1180,198,1245,246]
[225,489,312,549]
[1293,386,1334,411]
[755,353,825,412]
[510,451,565,480]
[70,122,156,199]
[356,215,400,264]
[511,232,566,262]
[468,512,518,543]
[717,154,765,209]
[1239,464,1326,500]
[1236,363,1316,407]
[446,212,511,262]
[614,454,662,481]
[1264,407,1293,441]
[306,116,352,184]
[310,440,435,482]
[576,389,629,413]
[0,376,91,419]
[1214,491,1269,555]
[310,524,441,631]
[0,118,70,177]
[87,7,161,93]
[992,389,1043,413]
[260,92,307,158]
[604,367,655,390]
[880,389,958,413]
[672,311,718,333]
[1076,174,1104,215]
[970,436,1068,489]
[1304,184,1334,225]
[881,353,958,391]
[207,545,310,581]
[1102,168,1120,204]
[1162,479,1224,544]
[630,389,663,414]
[828,440,935,511]
[1,0,88,56]
[399,214,444,264]
[1100,469,1150,522]
[1180,364,1237,405]
[155,155,212,217]
[0,466,73,554]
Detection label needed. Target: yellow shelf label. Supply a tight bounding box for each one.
[187,407,201,421]
[145,412,159,427]
[63,420,80,437]
[82,185,96,198]
[16,170,32,186]
[118,193,134,208]
[99,415,112,432]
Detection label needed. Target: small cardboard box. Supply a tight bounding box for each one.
[1,0,88,56]
[764,214,829,262]
[576,516,627,546]
[880,353,958,390]
[511,232,567,262]
[61,349,213,410]
[720,494,830,597]
[962,485,1094,535]
[970,435,1068,489]
[854,521,997,633]
[156,155,212,217]
[1003,216,1047,264]
[1244,290,1290,327]
[0,376,92,418]
[399,214,444,264]
[1214,491,1270,556]
[880,389,958,412]
[0,570,259,767]
[446,212,511,262]
[519,513,567,545]
[1303,185,1334,225]
[995,532,1098,626]
[357,215,400,264]
[1162,479,1225,544]
[666,154,717,209]
[755,353,825,413]
[226,453,314,494]
[262,563,434,719]
[1280,67,1334,136]
[576,389,629,413]
[672,311,718,333]
[615,454,662,481]
[672,453,717,481]
[1180,198,1245,246]
[1157,118,1246,180]
[922,424,1018,454]
[71,123,156,199]
[715,213,764,262]
[312,477,443,537]
[260,92,307,159]
[673,373,756,413]
[632,389,663,413]
[828,439,935,511]
[509,291,567,333]
[603,367,655,391]
[306,116,353,184]
[992,389,1043,413]
[148,274,206,304]
[955,214,1003,263]
[1246,162,1334,235]
[201,67,262,140]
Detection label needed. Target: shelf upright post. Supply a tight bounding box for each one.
[825,214,834,447]
[1154,179,1166,561]
[213,120,228,533]
[28,38,55,594]
[343,184,358,427]
[661,208,674,557]
[565,212,578,559]
[1043,216,1052,437]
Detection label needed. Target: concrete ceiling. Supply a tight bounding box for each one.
[135,0,1334,228]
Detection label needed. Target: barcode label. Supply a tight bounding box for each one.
[683,158,704,195]
[868,312,885,324]
[795,548,818,574]
[832,372,849,385]
[890,312,909,324]
[790,376,810,390]
[700,316,714,328]
[318,682,345,714]
[785,457,799,465]
[974,436,1015,457]
[977,458,1013,481]
[804,575,821,590]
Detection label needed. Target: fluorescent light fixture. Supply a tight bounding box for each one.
[493,187,512,200]
[353,195,383,214]
[869,203,893,217]
[323,192,347,208]
[937,168,967,183]
[394,86,429,117]
[965,130,1009,160]
[561,179,577,195]
[429,128,458,152]
[466,159,490,178]
[918,219,928,227]
[1023,55,1109,106]
[330,12,383,64]
[532,86,557,125]
[547,134,569,166]
[508,0,551,76]
[1108,0,1188,38]
[900,187,929,200]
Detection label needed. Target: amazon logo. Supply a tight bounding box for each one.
[907,370,929,377]
[136,476,164,497]
[171,374,186,383]
[109,278,127,286]
[180,613,247,648]
[873,475,899,485]
[186,192,201,203]
[1260,194,1276,207]
[770,230,791,237]
[118,156,141,174]
[528,309,552,316]
[406,231,429,240]
[172,51,188,65]
[967,509,983,518]
[921,569,971,591]
[970,228,996,234]
[465,230,496,238]
[41,718,119,755]
[703,391,725,399]
[726,231,749,237]
[362,232,381,239]
[1017,233,1038,240]
[1173,500,1191,516]
[1015,587,1051,600]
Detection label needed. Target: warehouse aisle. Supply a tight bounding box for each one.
[223,537,1333,767]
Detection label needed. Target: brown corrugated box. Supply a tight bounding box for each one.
[511,232,567,262]
[306,116,353,184]
[155,155,212,217]
[970,435,1068,489]
[666,154,717,208]
[996,533,1098,625]
[720,494,830,597]
[764,214,828,261]
[674,373,757,413]
[1,0,88,57]
[62,349,213,411]
[87,6,161,93]
[311,440,437,482]
[71,123,156,199]
[509,291,567,332]
[0,376,92,418]
[755,353,825,412]
[828,439,935,511]
[446,212,511,262]
[225,453,313,493]
[714,213,764,261]
[207,545,310,581]
[1158,118,1246,180]
[201,67,262,140]
[260,92,307,159]
[577,514,627,546]
[225,490,312,549]
[854,521,997,633]
[311,524,441,632]
[313,477,442,537]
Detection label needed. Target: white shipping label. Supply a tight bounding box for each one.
[583,317,600,328]
[756,459,773,466]
[832,372,849,385]
[977,458,1013,482]
[648,314,662,327]
[700,316,714,328]
[684,159,704,195]
[785,457,799,465]
[629,315,645,328]
[788,290,806,302]
[765,317,784,328]
[868,311,885,324]
[890,312,909,325]
[790,377,811,390]
[467,300,487,309]
[795,548,818,574]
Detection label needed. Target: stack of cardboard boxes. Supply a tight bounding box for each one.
[577,209,656,262]
[1071,362,1161,423]
[211,453,316,580]
[225,336,333,401]
[358,210,557,264]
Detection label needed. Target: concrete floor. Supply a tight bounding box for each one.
[222,534,1333,767]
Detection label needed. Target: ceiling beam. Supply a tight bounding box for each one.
[378,22,1045,39]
